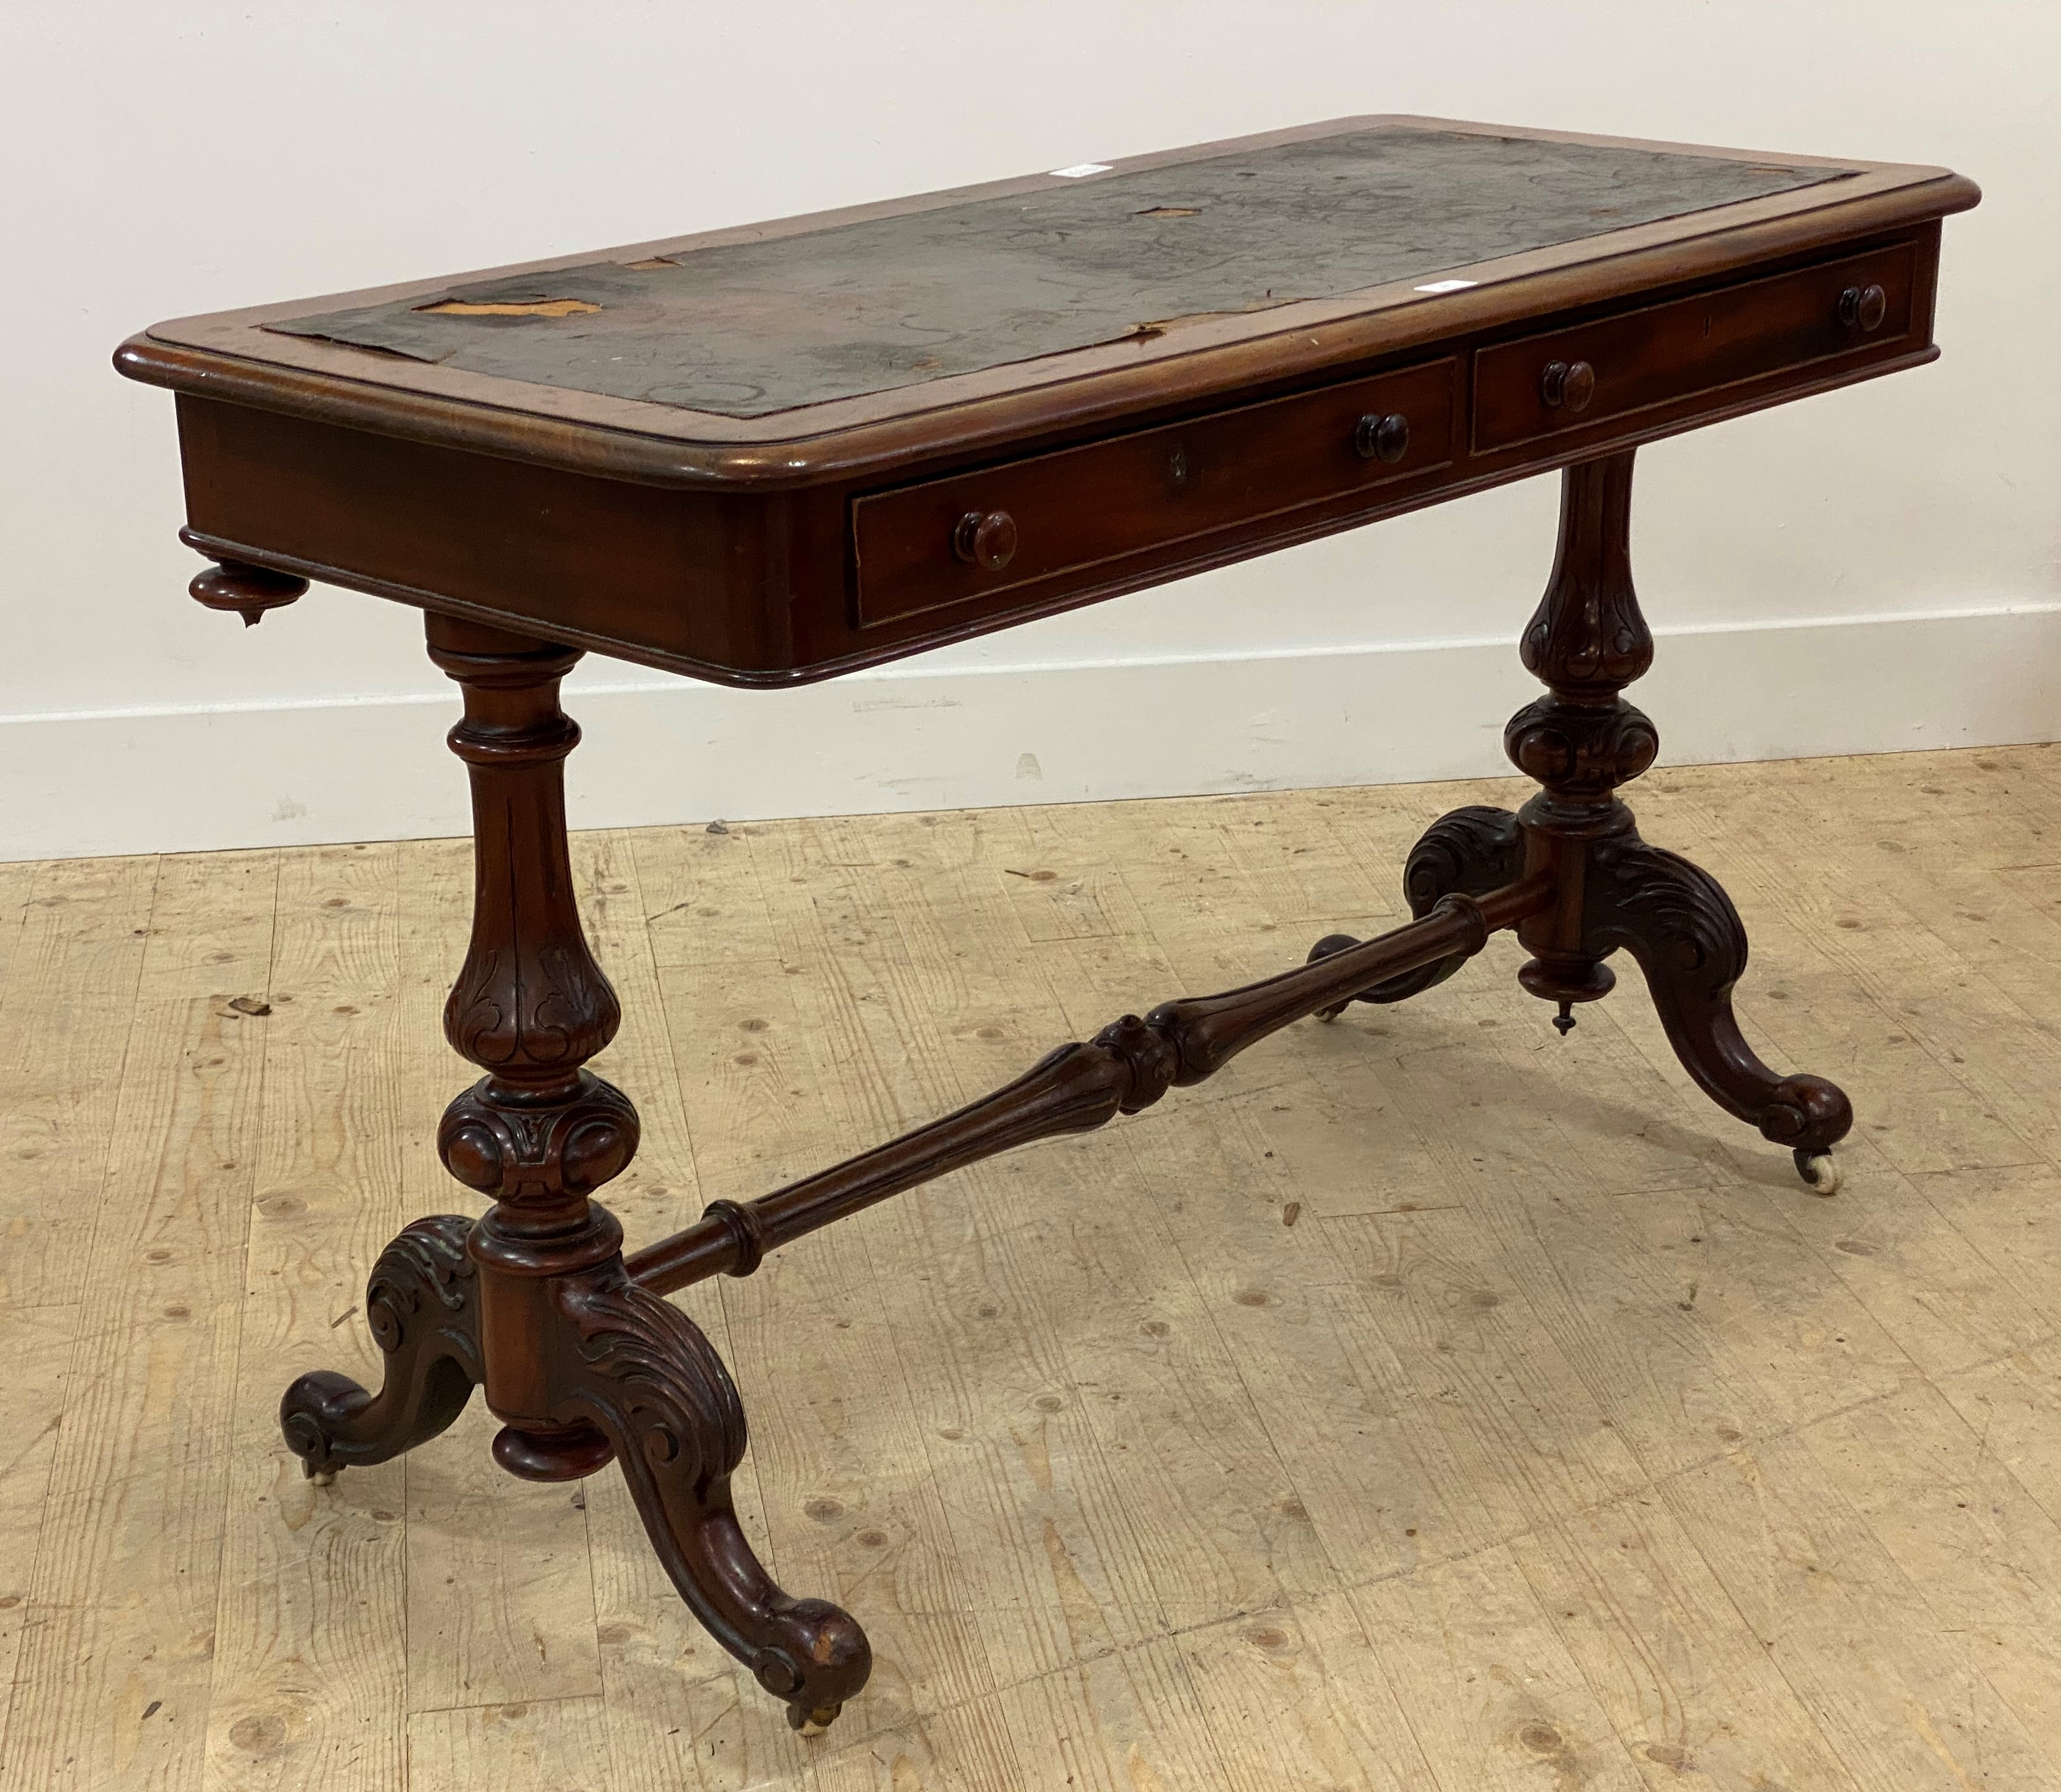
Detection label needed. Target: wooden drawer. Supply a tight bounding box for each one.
[1472,240,1919,454]
[852,359,1454,628]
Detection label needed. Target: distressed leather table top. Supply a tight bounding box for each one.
[125,117,1971,485]
[264,128,1846,420]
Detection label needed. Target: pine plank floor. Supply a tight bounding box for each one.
[2,743,2060,1791]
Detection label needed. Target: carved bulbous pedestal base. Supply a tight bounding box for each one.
[1306,449,1851,1191]
[1315,801,1851,1176]
[278,616,872,1732]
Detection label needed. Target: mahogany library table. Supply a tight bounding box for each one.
[117,117,1978,1732]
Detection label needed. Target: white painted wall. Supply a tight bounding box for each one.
[4,2,2055,858]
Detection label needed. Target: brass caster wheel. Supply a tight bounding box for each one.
[1794,1150,1842,1197]
[788,1703,842,1737]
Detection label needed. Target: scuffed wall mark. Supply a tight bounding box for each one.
[850,694,962,713]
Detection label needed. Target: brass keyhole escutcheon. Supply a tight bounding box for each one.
[1540,360,1596,413]
[953,510,1018,573]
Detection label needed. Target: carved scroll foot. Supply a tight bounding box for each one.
[1586,833,1853,1184]
[281,1214,483,1481]
[1308,804,1523,1015]
[562,1275,872,1729]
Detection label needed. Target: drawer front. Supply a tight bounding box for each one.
[1472,241,1919,454]
[853,359,1454,628]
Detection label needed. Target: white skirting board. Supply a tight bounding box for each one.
[6,605,2057,862]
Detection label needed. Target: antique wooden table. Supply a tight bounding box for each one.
[117,117,1977,1732]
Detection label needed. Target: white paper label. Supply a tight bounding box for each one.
[1414,279,1479,294]
[1048,163,1112,179]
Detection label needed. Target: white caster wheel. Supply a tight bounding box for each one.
[308,1466,338,1487]
[788,1703,841,1737]
[1794,1150,1842,1196]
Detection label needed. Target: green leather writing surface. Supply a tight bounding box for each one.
[270,126,1843,419]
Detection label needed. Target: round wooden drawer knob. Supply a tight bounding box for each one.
[953,509,1017,572]
[1354,411,1411,464]
[1540,359,1596,413]
[1837,283,1888,333]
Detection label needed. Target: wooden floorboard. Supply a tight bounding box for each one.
[2,742,2059,1790]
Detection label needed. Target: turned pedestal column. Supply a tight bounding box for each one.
[281,615,871,1731]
